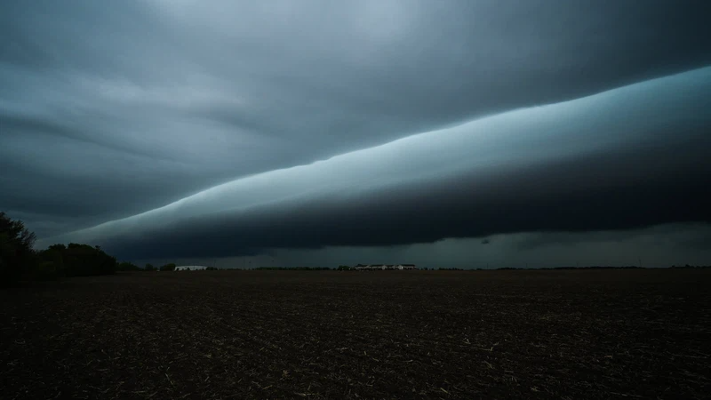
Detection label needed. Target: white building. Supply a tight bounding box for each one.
[353,264,417,271]
[396,264,417,270]
[174,265,208,271]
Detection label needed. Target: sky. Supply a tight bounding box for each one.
[2,0,711,268]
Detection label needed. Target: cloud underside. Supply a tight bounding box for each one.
[4,0,711,239]
[40,67,711,258]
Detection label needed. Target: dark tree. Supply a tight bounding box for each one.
[0,212,38,286]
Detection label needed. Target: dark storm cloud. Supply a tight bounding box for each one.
[193,224,711,270]
[514,223,711,253]
[3,0,711,239]
[38,68,711,258]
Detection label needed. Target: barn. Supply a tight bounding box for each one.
[174,265,208,271]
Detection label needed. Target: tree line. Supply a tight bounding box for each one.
[254,266,333,271]
[0,212,176,286]
[4,211,708,286]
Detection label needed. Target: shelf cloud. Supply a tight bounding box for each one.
[38,67,711,258]
[3,0,711,265]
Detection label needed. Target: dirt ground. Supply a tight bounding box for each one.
[1,269,710,399]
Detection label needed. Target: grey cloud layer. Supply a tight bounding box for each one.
[177,223,711,270]
[39,67,711,258]
[3,0,711,238]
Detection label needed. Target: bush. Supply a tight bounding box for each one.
[160,263,176,271]
[117,261,141,272]
[35,261,60,281]
[38,243,117,277]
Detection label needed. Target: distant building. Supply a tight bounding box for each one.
[174,265,208,271]
[396,264,417,270]
[354,264,417,271]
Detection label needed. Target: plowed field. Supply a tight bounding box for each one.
[2,269,710,399]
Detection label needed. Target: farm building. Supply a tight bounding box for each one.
[354,264,417,271]
[174,265,208,271]
[396,264,417,270]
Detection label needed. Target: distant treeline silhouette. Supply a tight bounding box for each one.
[494,265,710,270]
[0,212,178,286]
[254,266,332,271]
[495,266,646,270]
[2,212,709,287]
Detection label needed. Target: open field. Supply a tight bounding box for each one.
[2,269,710,399]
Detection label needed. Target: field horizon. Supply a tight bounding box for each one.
[2,269,710,399]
